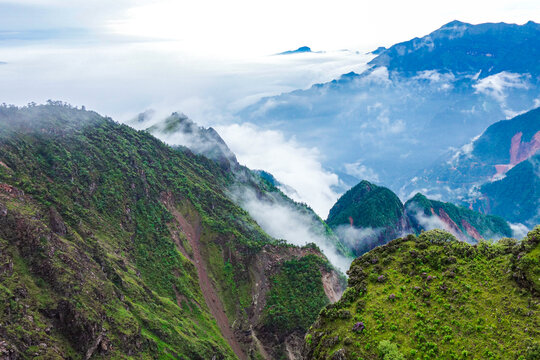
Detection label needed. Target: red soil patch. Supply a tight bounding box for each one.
[162,197,246,360]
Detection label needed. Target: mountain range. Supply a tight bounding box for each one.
[0,19,539,360]
[237,20,540,206]
[405,107,540,227]
[326,180,512,256]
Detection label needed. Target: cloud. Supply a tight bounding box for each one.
[509,223,529,239]
[474,72,529,103]
[414,70,455,91]
[447,133,481,166]
[215,122,340,217]
[414,70,455,83]
[0,1,136,34]
[334,225,382,251]
[343,160,380,182]
[230,187,352,273]
[364,66,391,85]
[410,207,449,232]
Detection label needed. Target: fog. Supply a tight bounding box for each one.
[229,186,353,273]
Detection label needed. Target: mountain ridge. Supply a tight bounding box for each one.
[326,180,513,256]
[0,103,345,359]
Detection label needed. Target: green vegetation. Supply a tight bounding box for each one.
[327,180,512,257]
[476,154,540,227]
[0,103,341,359]
[327,181,404,229]
[406,193,512,240]
[304,228,540,360]
[263,255,330,333]
[326,180,406,256]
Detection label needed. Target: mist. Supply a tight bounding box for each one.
[334,224,385,255]
[229,186,352,273]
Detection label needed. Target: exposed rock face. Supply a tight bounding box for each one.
[49,207,67,235]
[245,245,345,359]
[321,270,345,303]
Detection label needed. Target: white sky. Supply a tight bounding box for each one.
[108,0,539,56]
[1,0,538,56]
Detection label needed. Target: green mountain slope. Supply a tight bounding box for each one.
[403,107,540,225]
[405,193,512,242]
[327,181,405,230]
[472,154,540,226]
[143,111,352,264]
[303,228,540,360]
[327,181,511,257]
[326,181,408,256]
[0,103,343,359]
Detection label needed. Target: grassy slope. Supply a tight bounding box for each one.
[327,181,404,229]
[0,103,335,359]
[475,154,540,226]
[262,255,332,333]
[304,229,540,360]
[406,193,512,239]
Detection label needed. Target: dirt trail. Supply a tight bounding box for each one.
[166,204,246,360]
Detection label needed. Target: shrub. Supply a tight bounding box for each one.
[378,340,405,360]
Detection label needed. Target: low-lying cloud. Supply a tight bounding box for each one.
[334,224,382,252]
[509,223,529,239]
[216,122,341,217]
[230,187,352,273]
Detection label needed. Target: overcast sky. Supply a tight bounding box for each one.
[1,0,538,55]
[0,0,538,216]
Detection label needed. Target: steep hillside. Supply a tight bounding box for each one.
[326,181,408,256]
[303,228,540,360]
[327,181,512,256]
[138,111,352,267]
[471,154,540,226]
[403,107,540,210]
[405,193,512,242]
[0,103,344,359]
[144,112,240,171]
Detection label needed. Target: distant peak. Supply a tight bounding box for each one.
[441,20,468,28]
[295,46,311,52]
[339,71,359,79]
[278,46,312,55]
[370,46,386,55]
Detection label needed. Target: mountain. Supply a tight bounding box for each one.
[326,180,512,256]
[139,111,353,268]
[0,103,345,359]
[278,46,312,55]
[303,228,540,359]
[404,107,540,225]
[326,181,409,255]
[405,193,512,242]
[143,112,239,170]
[369,20,540,76]
[237,21,540,197]
[471,154,540,226]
